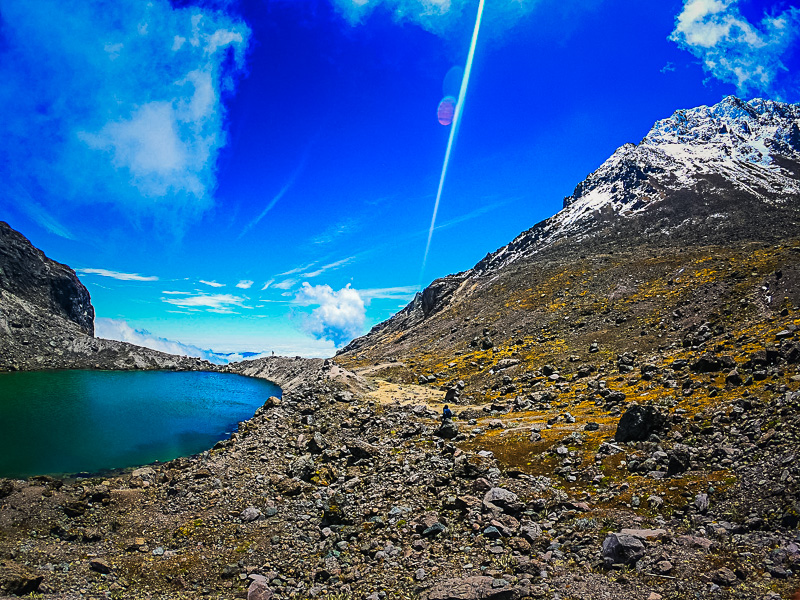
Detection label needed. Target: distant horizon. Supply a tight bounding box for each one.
[2,0,798,359]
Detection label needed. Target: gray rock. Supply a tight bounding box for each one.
[288,454,315,481]
[435,419,459,439]
[601,533,646,567]
[483,487,520,513]
[241,507,262,522]
[248,579,274,600]
[614,404,667,442]
[710,567,737,586]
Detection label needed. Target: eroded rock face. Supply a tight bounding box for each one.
[0,221,94,335]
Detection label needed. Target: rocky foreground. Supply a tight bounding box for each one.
[1,337,799,600]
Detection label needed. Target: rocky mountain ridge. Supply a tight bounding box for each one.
[0,221,212,372]
[338,96,800,358]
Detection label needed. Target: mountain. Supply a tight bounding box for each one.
[0,221,211,371]
[337,96,800,377]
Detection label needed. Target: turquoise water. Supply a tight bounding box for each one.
[0,370,280,479]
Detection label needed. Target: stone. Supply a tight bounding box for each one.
[695,493,709,513]
[618,528,665,540]
[667,447,690,475]
[346,439,379,459]
[435,419,459,439]
[655,560,673,574]
[725,369,743,386]
[288,454,315,481]
[614,404,667,443]
[0,562,44,596]
[415,568,427,581]
[519,522,542,543]
[424,576,521,600]
[89,558,112,574]
[710,567,737,586]
[601,533,646,567]
[241,507,262,522]
[483,487,521,513]
[584,422,600,431]
[248,579,274,600]
[678,535,715,550]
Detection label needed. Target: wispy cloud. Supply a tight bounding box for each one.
[236,280,254,289]
[294,283,365,347]
[162,290,192,295]
[1,184,75,239]
[670,0,800,96]
[301,256,355,278]
[261,279,275,291]
[238,151,309,240]
[273,278,299,290]
[199,279,225,288]
[78,268,158,282]
[359,286,419,302]
[311,218,359,245]
[162,292,249,313]
[0,0,250,228]
[277,263,317,277]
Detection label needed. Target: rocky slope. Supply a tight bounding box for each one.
[338,96,800,363]
[0,221,211,372]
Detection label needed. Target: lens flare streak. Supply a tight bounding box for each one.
[421,0,486,277]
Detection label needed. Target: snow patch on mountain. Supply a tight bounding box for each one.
[471,96,800,276]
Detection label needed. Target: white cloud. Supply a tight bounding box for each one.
[162,290,192,295]
[294,282,366,347]
[359,286,419,302]
[273,278,299,290]
[236,280,254,289]
[95,317,226,363]
[302,256,355,278]
[0,0,250,226]
[331,0,535,38]
[162,292,249,313]
[78,268,158,282]
[199,279,225,288]
[261,279,275,291]
[670,0,800,95]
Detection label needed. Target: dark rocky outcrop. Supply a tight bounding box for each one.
[0,221,94,335]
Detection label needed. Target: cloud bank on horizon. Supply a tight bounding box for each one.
[0,0,250,234]
[670,0,800,98]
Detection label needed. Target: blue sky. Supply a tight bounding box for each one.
[2,0,799,359]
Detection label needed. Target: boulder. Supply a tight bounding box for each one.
[483,487,521,514]
[614,404,667,443]
[710,567,737,586]
[601,533,646,567]
[0,562,43,596]
[241,507,262,522]
[248,579,274,600]
[435,419,459,439]
[425,576,521,600]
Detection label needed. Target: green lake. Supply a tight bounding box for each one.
[0,370,280,479]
